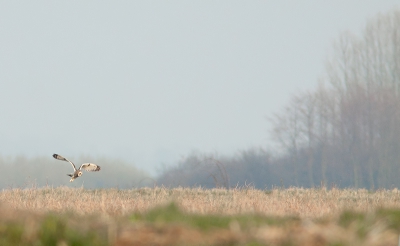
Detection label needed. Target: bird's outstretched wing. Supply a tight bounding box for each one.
[53,154,77,171]
[79,163,101,172]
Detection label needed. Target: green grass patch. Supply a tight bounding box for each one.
[0,213,107,246]
[130,202,300,231]
[375,208,400,231]
[0,222,24,246]
[39,214,106,246]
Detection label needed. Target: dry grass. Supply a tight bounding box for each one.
[1,187,400,245]
[1,186,400,217]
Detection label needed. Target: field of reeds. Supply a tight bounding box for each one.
[1,187,400,245]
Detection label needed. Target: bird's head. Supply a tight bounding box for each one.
[78,171,82,177]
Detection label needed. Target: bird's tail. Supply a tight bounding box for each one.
[67,174,73,177]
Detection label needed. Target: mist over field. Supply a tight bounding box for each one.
[0,155,151,189]
[1,2,400,190]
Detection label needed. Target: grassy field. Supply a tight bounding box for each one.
[1,187,400,245]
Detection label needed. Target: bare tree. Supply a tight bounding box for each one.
[270,98,305,186]
[294,92,317,187]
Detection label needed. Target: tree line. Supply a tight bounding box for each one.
[157,9,400,189]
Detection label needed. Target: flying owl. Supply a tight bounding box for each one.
[53,154,101,182]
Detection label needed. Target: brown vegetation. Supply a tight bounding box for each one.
[1,187,400,245]
[2,186,400,217]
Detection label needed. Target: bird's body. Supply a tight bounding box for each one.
[68,170,82,182]
[53,154,101,182]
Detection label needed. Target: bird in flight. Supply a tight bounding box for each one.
[53,154,101,182]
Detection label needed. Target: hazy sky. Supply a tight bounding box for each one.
[0,1,398,175]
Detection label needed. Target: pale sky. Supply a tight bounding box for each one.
[0,1,398,175]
